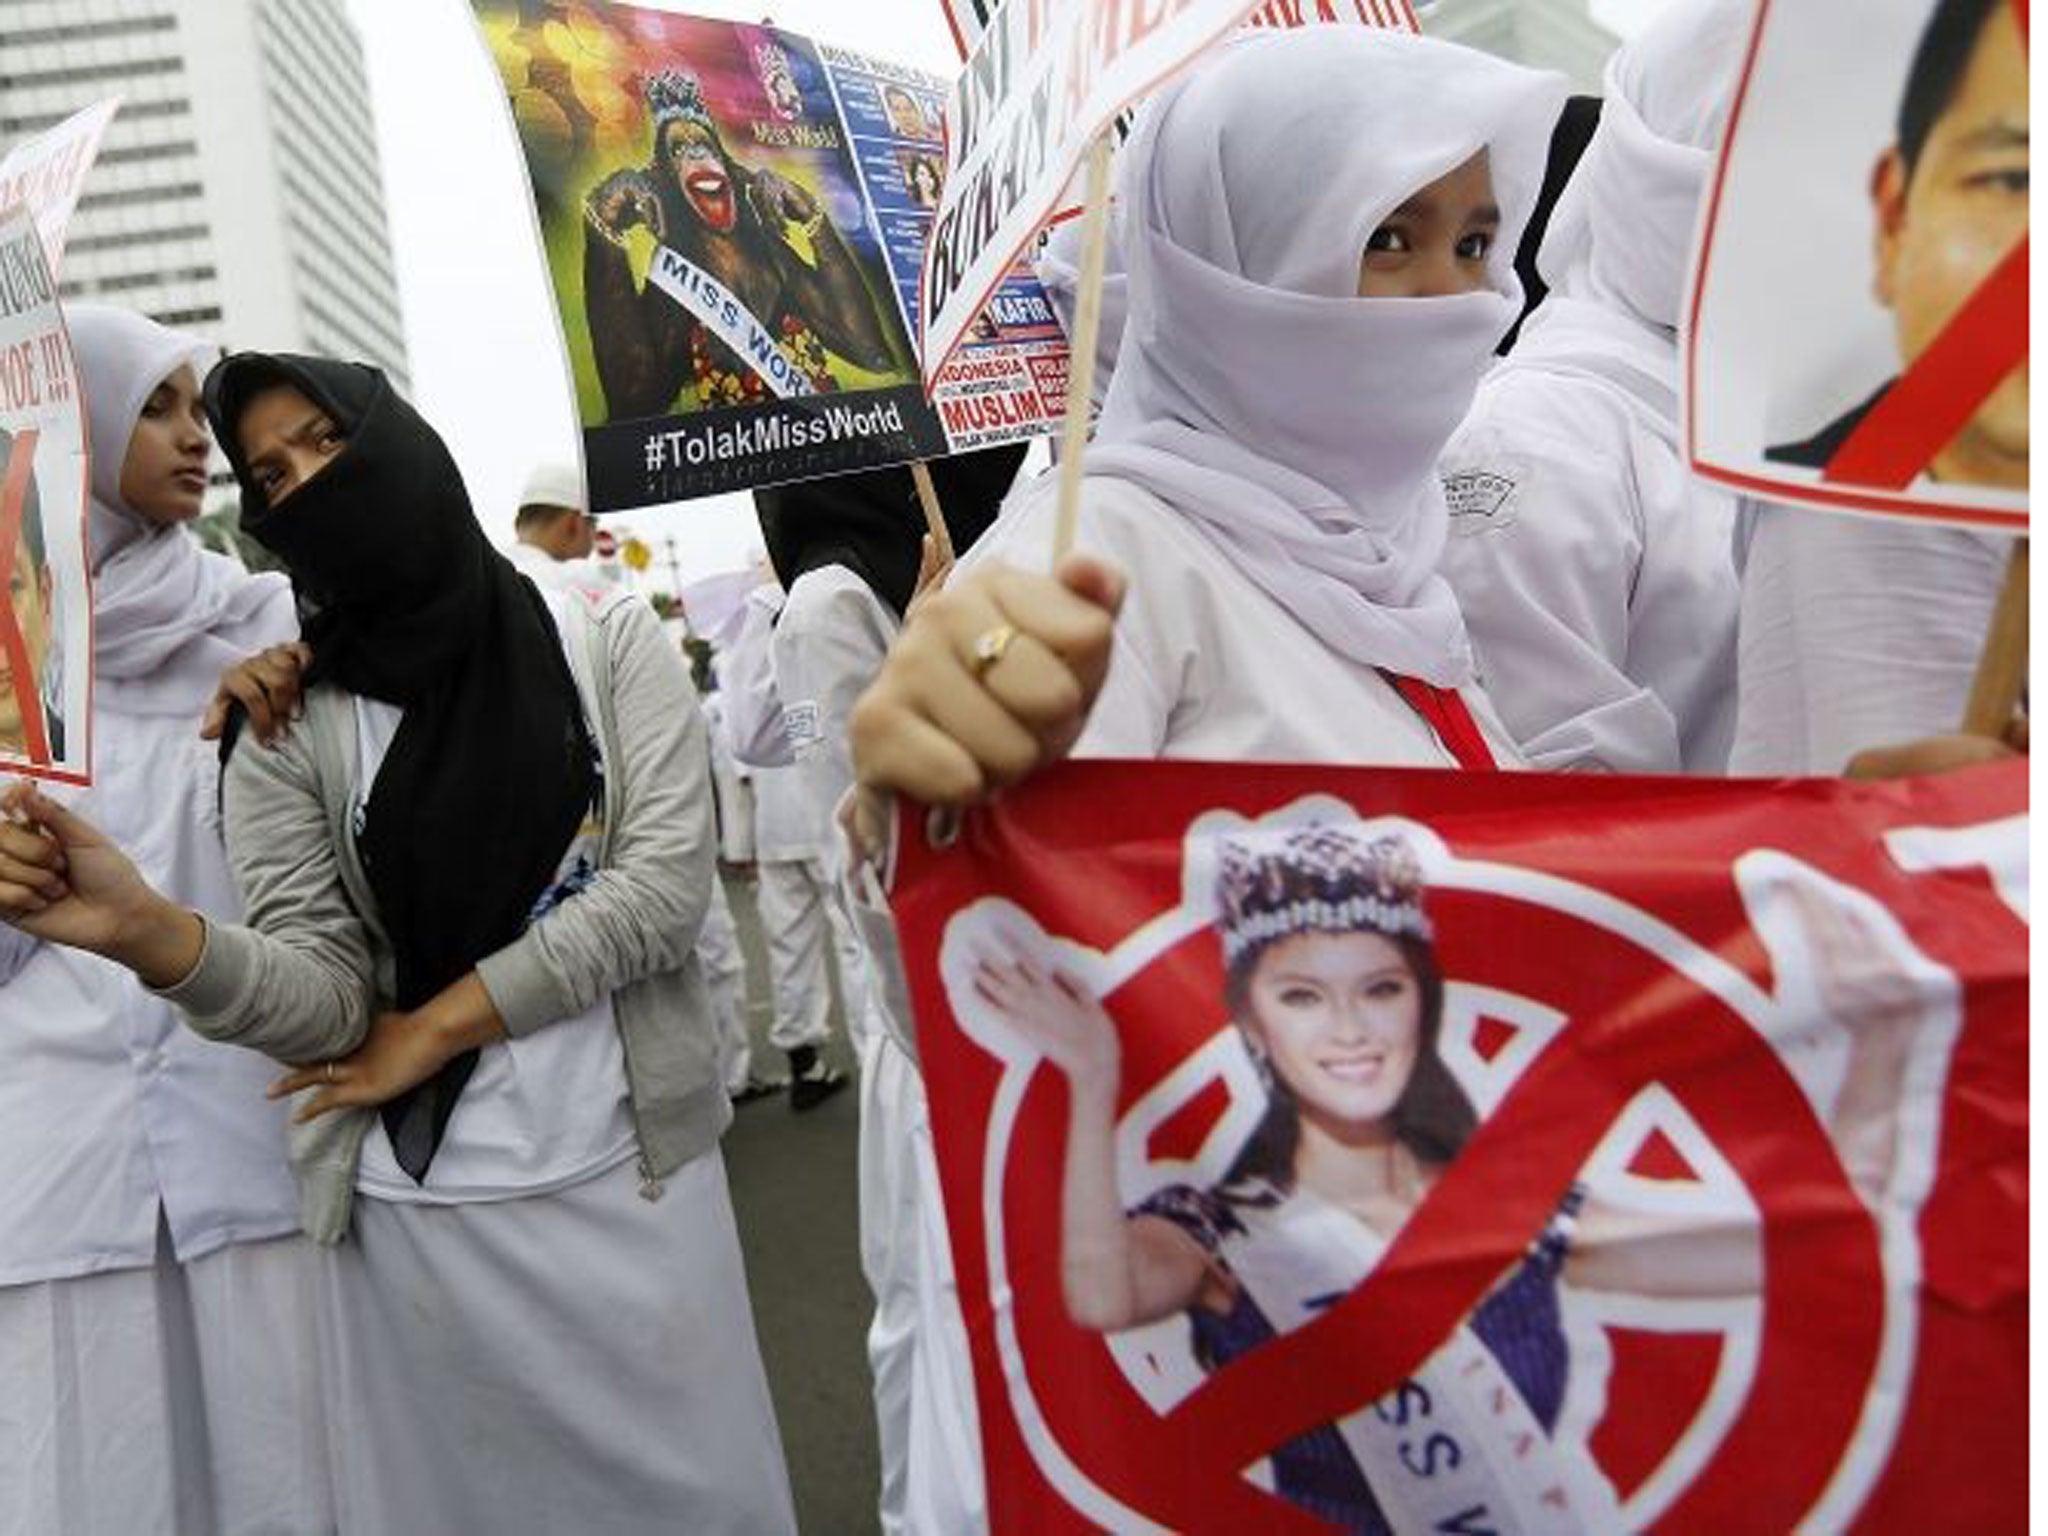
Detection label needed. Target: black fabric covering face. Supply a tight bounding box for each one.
[204,352,597,1182]
[752,442,1028,615]
[1500,93,1603,356]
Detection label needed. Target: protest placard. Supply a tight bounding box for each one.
[1687,0,2026,532]
[0,100,121,274]
[919,0,1419,385]
[471,2,1066,511]
[888,757,2026,1531]
[0,209,90,783]
[938,0,1418,59]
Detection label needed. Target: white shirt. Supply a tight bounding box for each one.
[700,694,757,865]
[724,570,898,863]
[1731,506,2012,774]
[0,715,302,1285]
[505,540,617,604]
[772,565,898,876]
[1438,361,1739,774]
[723,587,795,771]
[964,476,1521,767]
[351,596,637,1204]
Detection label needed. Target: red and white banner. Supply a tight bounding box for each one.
[1686,0,2026,531]
[938,0,1418,57]
[889,758,2027,1531]
[0,99,120,275]
[920,0,1419,384]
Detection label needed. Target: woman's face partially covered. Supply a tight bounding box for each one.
[1357,149,1501,299]
[1874,4,2028,488]
[1241,930,1423,1135]
[235,383,345,507]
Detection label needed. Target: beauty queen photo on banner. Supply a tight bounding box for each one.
[886,759,2025,1532]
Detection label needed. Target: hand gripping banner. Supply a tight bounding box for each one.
[887,758,2027,1531]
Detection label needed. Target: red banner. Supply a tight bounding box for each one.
[889,759,2027,1531]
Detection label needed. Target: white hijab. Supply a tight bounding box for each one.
[1050,28,1564,687]
[66,305,293,717]
[1513,0,1749,429]
[1034,213,1128,413]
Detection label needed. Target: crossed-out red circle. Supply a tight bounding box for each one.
[989,882,1888,1531]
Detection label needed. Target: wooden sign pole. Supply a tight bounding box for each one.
[909,460,954,564]
[1960,538,2029,739]
[1051,131,1116,565]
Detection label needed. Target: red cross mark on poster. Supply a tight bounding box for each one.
[983,889,1890,1530]
[1823,0,2029,490]
[0,428,51,766]
[1824,238,2027,489]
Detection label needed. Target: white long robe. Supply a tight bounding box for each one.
[1730,507,2012,773]
[1440,347,1739,773]
[0,589,332,1536]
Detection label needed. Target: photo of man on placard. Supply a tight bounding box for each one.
[1765,0,2026,489]
[0,426,62,761]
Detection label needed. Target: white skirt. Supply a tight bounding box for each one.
[317,1150,795,1536]
[859,1031,991,1536]
[0,1222,333,1536]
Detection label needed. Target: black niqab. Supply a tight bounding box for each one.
[753,443,1026,615]
[205,353,597,1182]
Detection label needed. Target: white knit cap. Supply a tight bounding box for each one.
[518,461,587,514]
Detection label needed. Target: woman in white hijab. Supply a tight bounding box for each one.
[0,306,330,1536]
[843,27,1563,1529]
[861,26,1565,787]
[1436,0,1748,775]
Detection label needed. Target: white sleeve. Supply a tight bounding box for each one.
[773,571,896,829]
[963,481,1174,761]
[720,588,794,769]
[1070,601,1174,758]
[1730,506,2012,774]
[1439,426,1680,773]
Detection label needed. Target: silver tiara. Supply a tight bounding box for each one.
[1215,826,1431,966]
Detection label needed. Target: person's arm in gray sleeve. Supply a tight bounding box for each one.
[156,721,377,1064]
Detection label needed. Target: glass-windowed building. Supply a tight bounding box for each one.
[0,0,410,388]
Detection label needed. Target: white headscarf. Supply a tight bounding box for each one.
[1034,213,1128,413]
[1049,28,1565,687]
[1514,0,1750,427]
[66,305,293,717]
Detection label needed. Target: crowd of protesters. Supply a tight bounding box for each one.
[0,0,2023,1532]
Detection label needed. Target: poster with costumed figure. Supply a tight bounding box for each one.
[470,1,1069,510]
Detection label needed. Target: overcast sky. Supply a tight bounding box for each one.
[346,0,1663,589]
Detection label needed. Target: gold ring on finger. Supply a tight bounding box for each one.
[971,622,1018,678]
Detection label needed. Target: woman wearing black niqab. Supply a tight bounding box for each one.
[0,353,798,1531]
